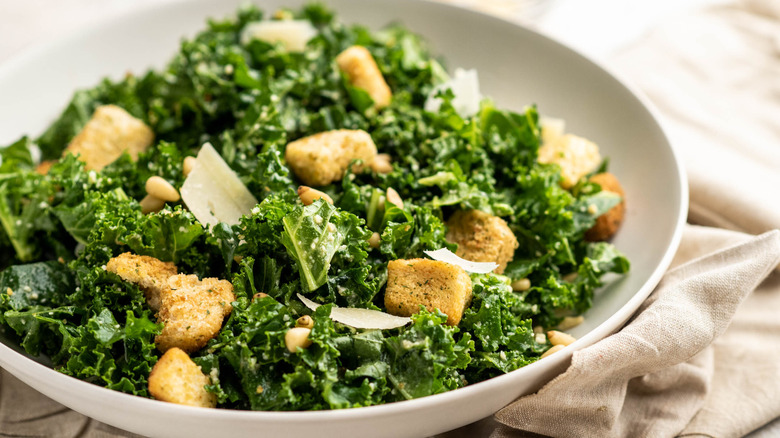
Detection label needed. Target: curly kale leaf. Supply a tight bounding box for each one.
[461,275,544,378]
[0,137,35,173]
[124,207,204,263]
[0,173,65,265]
[281,199,370,294]
[0,261,75,312]
[385,309,473,400]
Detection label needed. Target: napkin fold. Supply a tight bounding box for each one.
[489,227,780,438]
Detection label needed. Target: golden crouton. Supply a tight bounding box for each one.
[385,259,473,326]
[35,160,55,175]
[585,172,626,242]
[537,133,601,189]
[64,104,154,171]
[106,252,177,311]
[284,129,377,186]
[446,210,519,274]
[336,46,392,110]
[155,274,235,354]
[148,347,216,408]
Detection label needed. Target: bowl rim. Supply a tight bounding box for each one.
[0,0,688,425]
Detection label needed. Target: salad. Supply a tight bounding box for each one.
[0,4,629,410]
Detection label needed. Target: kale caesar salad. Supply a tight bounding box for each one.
[0,4,629,410]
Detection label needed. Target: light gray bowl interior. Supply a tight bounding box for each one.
[0,1,686,437]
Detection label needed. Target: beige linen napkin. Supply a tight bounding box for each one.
[488,227,780,438]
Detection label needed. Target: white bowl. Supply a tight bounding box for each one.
[0,1,687,437]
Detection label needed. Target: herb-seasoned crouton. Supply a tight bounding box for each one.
[585,172,626,241]
[64,104,154,171]
[35,160,55,175]
[148,347,216,408]
[155,274,235,353]
[446,210,518,274]
[537,133,601,189]
[106,252,177,311]
[336,46,392,109]
[385,259,472,326]
[284,129,377,187]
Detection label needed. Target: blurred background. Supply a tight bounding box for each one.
[0,0,730,64]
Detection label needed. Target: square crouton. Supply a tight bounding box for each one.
[284,129,377,187]
[336,45,392,110]
[446,210,519,274]
[537,134,601,189]
[106,252,177,311]
[148,347,216,408]
[385,259,472,326]
[155,274,235,354]
[65,104,154,171]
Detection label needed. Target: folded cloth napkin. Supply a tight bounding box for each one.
[487,227,780,438]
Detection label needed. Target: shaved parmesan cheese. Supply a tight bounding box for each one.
[297,294,411,330]
[424,248,498,274]
[241,20,318,52]
[540,116,566,145]
[180,142,258,227]
[424,68,482,118]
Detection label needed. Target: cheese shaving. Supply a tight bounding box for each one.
[297,293,411,330]
[424,68,482,118]
[241,20,318,52]
[423,248,498,274]
[180,142,258,227]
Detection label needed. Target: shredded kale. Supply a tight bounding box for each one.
[0,3,630,410]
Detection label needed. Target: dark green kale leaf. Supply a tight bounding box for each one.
[385,309,473,401]
[281,199,370,294]
[4,306,79,357]
[0,171,63,264]
[212,295,292,410]
[124,206,204,264]
[0,261,75,312]
[461,275,543,378]
[380,204,453,260]
[330,330,389,406]
[246,145,296,201]
[59,308,161,396]
[569,190,622,235]
[53,188,132,246]
[0,137,35,173]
